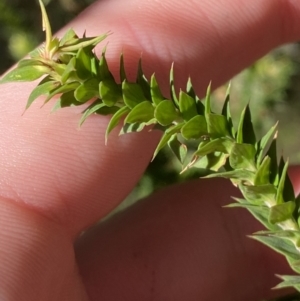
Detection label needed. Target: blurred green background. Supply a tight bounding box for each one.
[1,0,300,213]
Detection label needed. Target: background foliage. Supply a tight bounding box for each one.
[1,0,300,211]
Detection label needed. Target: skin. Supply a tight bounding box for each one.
[1,0,300,300]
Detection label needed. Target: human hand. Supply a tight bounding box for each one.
[1,0,300,300]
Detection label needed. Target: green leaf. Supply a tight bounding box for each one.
[154,99,179,126]
[269,201,296,224]
[256,122,278,164]
[136,58,151,100]
[39,0,52,52]
[76,47,93,80]
[181,115,208,140]
[99,80,122,107]
[119,53,127,82]
[275,275,300,291]
[251,234,300,260]
[206,113,230,138]
[44,82,79,104]
[204,82,212,118]
[79,101,107,126]
[266,137,279,186]
[221,85,235,137]
[236,105,256,144]
[59,28,77,47]
[0,65,50,83]
[239,184,277,206]
[105,106,130,142]
[122,81,147,109]
[194,137,233,157]
[229,143,256,171]
[61,57,77,84]
[186,77,197,100]
[18,59,44,68]
[227,199,275,230]
[60,34,108,53]
[254,156,271,185]
[204,169,255,183]
[169,63,179,108]
[276,159,295,205]
[150,73,164,106]
[26,80,58,109]
[193,152,228,172]
[179,91,198,121]
[168,134,187,165]
[124,101,154,123]
[153,123,183,159]
[99,50,114,81]
[52,90,81,111]
[74,78,99,103]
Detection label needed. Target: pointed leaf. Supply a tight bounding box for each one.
[122,81,147,109]
[254,156,271,185]
[186,77,197,100]
[236,105,256,144]
[124,101,154,123]
[76,47,93,80]
[179,91,198,121]
[204,169,255,183]
[229,143,256,171]
[52,90,81,111]
[39,0,52,51]
[239,184,277,206]
[27,80,58,109]
[275,275,300,291]
[79,102,107,126]
[221,85,235,137]
[193,152,228,172]
[154,99,179,126]
[269,201,296,224]
[181,115,208,140]
[59,28,77,47]
[168,134,187,165]
[153,123,183,159]
[61,57,77,84]
[60,34,108,52]
[204,82,212,118]
[256,122,278,164]
[206,113,230,138]
[74,78,99,103]
[105,106,130,142]
[119,53,127,82]
[99,80,122,107]
[276,159,295,205]
[150,73,164,106]
[44,82,79,104]
[99,50,114,81]
[0,65,50,83]
[266,137,279,186]
[169,63,179,107]
[251,234,300,260]
[194,137,233,157]
[227,199,274,230]
[136,58,151,100]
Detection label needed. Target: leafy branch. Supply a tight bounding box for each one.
[1,0,300,293]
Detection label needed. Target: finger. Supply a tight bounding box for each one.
[75,178,293,301]
[289,166,300,195]
[1,0,300,237]
[75,0,300,95]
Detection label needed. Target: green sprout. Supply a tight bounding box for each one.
[1,0,300,294]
